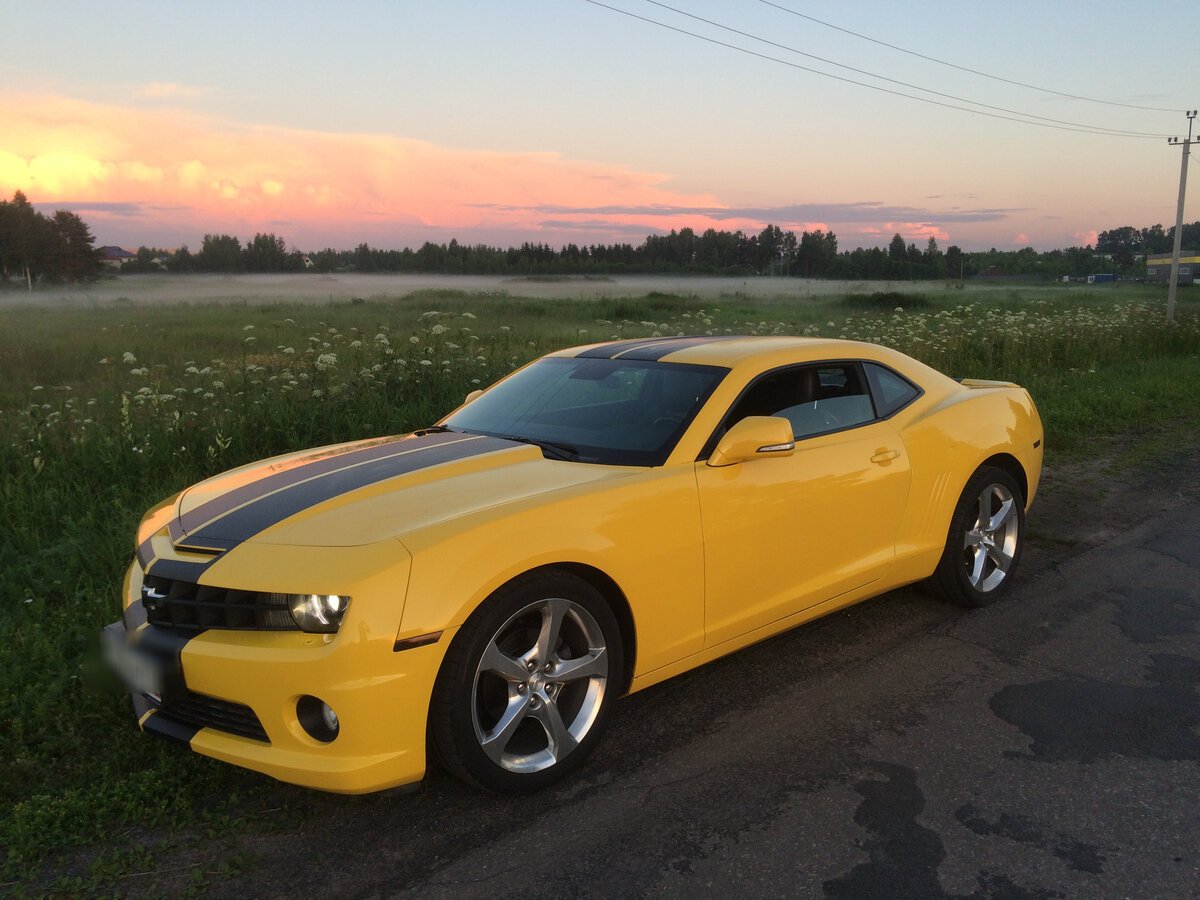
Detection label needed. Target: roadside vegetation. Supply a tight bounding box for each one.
[2,281,1198,890]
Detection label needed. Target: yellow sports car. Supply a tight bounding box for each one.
[102,335,1042,793]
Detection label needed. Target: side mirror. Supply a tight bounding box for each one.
[464,389,483,403]
[707,416,795,467]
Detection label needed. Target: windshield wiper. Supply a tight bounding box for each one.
[497,434,580,461]
[414,424,457,436]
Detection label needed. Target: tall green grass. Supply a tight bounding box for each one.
[1,286,1198,886]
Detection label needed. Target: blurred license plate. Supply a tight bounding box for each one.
[102,623,162,698]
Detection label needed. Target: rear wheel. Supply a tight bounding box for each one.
[429,571,623,792]
[928,466,1025,607]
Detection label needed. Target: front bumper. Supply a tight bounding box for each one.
[104,547,456,794]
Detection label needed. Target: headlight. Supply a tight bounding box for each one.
[268,593,351,633]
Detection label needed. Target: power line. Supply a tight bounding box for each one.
[643,0,1169,138]
[756,0,1183,114]
[581,0,1171,139]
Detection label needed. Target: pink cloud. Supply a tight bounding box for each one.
[883,222,950,243]
[1074,229,1099,247]
[0,90,729,248]
[1013,233,1030,245]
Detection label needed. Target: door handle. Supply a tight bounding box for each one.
[871,448,900,465]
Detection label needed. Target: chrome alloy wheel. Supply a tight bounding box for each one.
[470,597,609,774]
[963,482,1019,592]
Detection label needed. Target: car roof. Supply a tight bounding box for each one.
[555,335,882,367]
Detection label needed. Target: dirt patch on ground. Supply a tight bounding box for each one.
[1021,430,1199,584]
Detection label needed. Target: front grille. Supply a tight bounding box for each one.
[157,690,270,742]
[143,575,297,631]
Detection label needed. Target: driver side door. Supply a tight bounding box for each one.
[694,361,912,648]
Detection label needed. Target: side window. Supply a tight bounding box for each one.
[864,362,920,417]
[725,363,875,440]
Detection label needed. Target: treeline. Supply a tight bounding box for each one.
[1095,223,1200,266]
[133,220,1200,282]
[7,184,1200,286]
[0,191,101,287]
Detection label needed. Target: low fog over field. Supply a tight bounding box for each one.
[1,273,997,308]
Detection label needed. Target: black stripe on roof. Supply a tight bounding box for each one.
[613,335,743,361]
[575,338,662,359]
[185,434,516,545]
[176,432,458,537]
[576,335,742,361]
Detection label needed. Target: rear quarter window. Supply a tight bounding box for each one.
[864,363,921,417]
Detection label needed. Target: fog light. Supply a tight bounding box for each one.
[322,704,339,732]
[297,695,339,743]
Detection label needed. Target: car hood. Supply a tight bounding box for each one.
[171,430,639,549]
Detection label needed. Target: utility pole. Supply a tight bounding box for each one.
[1167,110,1198,322]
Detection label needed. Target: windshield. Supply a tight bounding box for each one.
[442,356,728,466]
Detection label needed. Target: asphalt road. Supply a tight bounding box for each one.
[219,462,1199,899]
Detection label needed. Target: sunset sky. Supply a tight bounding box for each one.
[2,0,1197,252]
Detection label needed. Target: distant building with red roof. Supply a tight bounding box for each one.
[97,246,136,268]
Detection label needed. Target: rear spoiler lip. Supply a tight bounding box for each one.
[954,377,1020,388]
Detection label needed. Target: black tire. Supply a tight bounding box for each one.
[429,570,623,793]
[927,465,1025,607]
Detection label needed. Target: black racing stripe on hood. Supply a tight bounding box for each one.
[185,434,518,545]
[138,538,218,581]
[614,335,743,361]
[146,557,217,582]
[136,537,155,570]
[177,431,464,537]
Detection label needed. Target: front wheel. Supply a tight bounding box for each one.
[928,466,1025,607]
[429,571,623,792]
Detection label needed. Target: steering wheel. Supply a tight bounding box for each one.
[651,414,685,429]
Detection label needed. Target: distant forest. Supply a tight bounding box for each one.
[3,190,1199,286]
[0,191,101,287]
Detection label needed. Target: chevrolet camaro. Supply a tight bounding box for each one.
[103,335,1043,793]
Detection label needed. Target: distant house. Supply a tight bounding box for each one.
[1145,251,1198,285]
[97,246,136,269]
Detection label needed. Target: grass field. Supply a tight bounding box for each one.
[2,277,1199,890]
